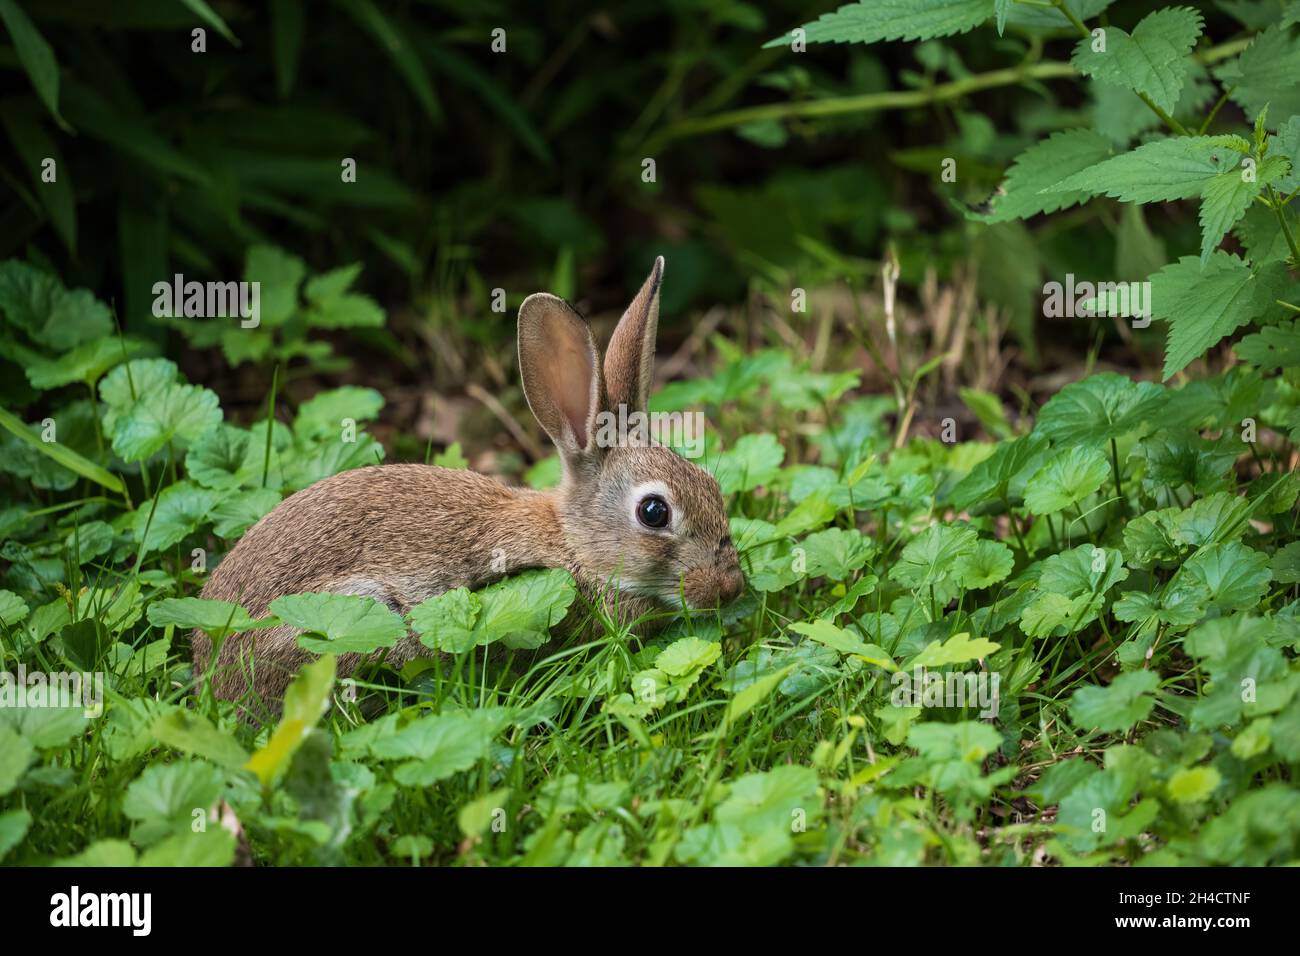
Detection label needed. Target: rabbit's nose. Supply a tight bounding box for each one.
[719,564,744,604]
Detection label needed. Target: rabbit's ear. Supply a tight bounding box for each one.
[604,256,664,414]
[518,293,603,459]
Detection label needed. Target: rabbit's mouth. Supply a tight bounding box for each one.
[630,563,744,610]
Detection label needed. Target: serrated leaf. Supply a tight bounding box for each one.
[1149,253,1291,379]
[1045,135,1248,203]
[1023,445,1110,515]
[1071,8,1203,113]
[764,0,994,48]
[1069,670,1160,733]
[971,129,1113,223]
[1236,319,1300,368]
[272,592,406,655]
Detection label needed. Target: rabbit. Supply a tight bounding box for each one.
[191,257,745,713]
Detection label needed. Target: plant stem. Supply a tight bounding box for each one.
[1265,185,1300,265]
[1109,438,1125,504]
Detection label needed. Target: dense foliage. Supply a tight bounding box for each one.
[2,0,1300,866]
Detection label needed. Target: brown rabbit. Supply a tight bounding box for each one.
[192,258,744,712]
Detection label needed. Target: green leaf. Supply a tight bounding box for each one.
[1045,135,1249,203]
[23,336,151,390]
[146,597,258,640]
[0,589,29,627]
[799,527,875,580]
[335,0,442,123]
[293,386,384,440]
[110,381,222,462]
[891,523,978,593]
[122,760,225,841]
[243,245,306,326]
[1198,167,1262,266]
[209,488,281,538]
[655,637,722,679]
[971,130,1115,222]
[1069,670,1160,733]
[764,0,994,48]
[133,481,218,554]
[152,710,250,770]
[715,433,785,494]
[1071,8,1203,113]
[790,619,896,670]
[371,708,514,786]
[410,568,576,652]
[1023,445,1110,515]
[246,655,336,787]
[1034,373,1166,447]
[271,592,406,655]
[0,808,31,862]
[908,632,1000,669]
[1167,765,1221,804]
[1149,253,1291,380]
[0,260,112,349]
[1214,25,1300,119]
[178,0,239,45]
[1236,319,1300,368]
[0,725,35,796]
[0,405,123,494]
[1175,542,1272,611]
[956,539,1015,589]
[0,0,68,128]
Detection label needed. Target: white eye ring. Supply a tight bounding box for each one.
[629,480,676,533]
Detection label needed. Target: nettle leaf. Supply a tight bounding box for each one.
[956,539,1014,589]
[1023,445,1109,515]
[147,597,258,639]
[1236,319,1300,368]
[0,260,112,350]
[1071,8,1203,114]
[1045,134,1248,203]
[1148,253,1291,380]
[970,129,1113,223]
[109,381,222,462]
[1034,373,1167,448]
[799,527,875,580]
[294,386,384,440]
[891,523,978,593]
[133,481,218,554]
[1269,115,1300,193]
[1174,542,1272,612]
[410,568,576,652]
[764,0,993,49]
[272,592,406,655]
[907,632,999,669]
[715,433,784,494]
[1214,24,1300,119]
[1069,670,1160,733]
[908,720,1001,763]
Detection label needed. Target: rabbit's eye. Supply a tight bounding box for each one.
[636,494,671,529]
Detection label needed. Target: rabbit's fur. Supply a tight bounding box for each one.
[193,258,743,712]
